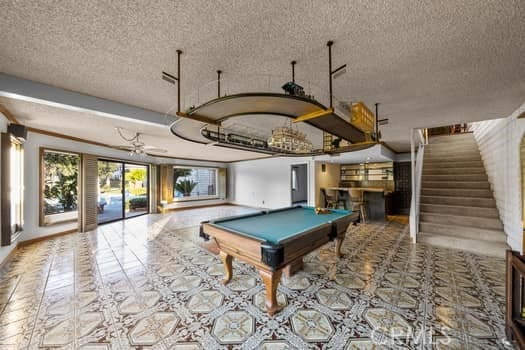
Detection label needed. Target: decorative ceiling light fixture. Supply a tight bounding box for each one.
[163,41,382,156]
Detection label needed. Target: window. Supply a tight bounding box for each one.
[40,149,80,226]
[173,167,218,200]
[10,138,23,237]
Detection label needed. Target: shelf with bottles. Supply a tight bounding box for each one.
[340,162,394,182]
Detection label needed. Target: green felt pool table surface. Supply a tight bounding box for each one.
[210,206,351,244]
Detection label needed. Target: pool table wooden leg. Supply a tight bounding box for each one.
[259,269,284,316]
[220,251,233,285]
[334,236,344,258]
[284,258,303,277]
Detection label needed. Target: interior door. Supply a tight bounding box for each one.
[291,164,308,205]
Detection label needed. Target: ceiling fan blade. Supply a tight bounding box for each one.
[114,145,135,151]
[143,146,168,153]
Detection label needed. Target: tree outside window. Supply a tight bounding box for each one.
[173,167,217,199]
[42,150,80,220]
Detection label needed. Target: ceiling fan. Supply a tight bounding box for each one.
[114,127,168,156]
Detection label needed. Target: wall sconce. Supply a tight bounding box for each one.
[321,164,326,172]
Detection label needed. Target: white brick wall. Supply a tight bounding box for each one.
[472,102,525,252]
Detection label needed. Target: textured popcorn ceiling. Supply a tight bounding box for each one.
[1,0,524,157]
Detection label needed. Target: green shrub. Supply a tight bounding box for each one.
[175,179,198,196]
[129,196,148,210]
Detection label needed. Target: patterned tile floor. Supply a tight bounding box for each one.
[0,205,513,349]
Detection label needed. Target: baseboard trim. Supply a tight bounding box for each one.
[227,202,268,210]
[0,244,18,269]
[162,203,234,212]
[19,229,78,247]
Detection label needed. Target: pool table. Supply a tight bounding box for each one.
[200,205,357,315]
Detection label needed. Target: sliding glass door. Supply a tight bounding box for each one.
[98,160,123,223]
[97,160,148,224]
[124,163,148,218]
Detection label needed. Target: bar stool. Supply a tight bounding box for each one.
[335,190,348,210]
[321,188,337,208]
[349,189,367,224]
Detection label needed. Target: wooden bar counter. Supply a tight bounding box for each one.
[327,187,392,221]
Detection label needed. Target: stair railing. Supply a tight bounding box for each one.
[409,128,427,242]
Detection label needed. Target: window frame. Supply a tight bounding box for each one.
[39,148,81,226]
[172,165,220,202]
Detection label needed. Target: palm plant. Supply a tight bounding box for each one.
[175,179,198,196]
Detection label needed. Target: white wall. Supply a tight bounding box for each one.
[227,145,399,209]
[472,102,525,252]
[0,114,16,263]
[228,157,315,209]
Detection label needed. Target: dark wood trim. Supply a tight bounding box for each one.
[38,147,43,226]
[98,156,149,167]
[506,249,525,349]
[1,133,11,246]
[18,229,77,247]
[0,105,21,124]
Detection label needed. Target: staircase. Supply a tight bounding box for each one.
[418,133,507,257]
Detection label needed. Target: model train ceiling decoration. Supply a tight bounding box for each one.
[162,41,386,156]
